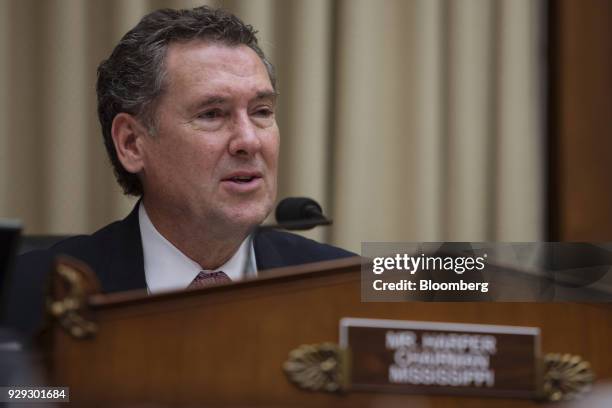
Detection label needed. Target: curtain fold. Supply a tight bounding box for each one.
[0,0,8,216]
[0,0,544,252]
[333,0,422,247]
[444,0,495,241]
[494,0,544,240]
[41,0,89,232]
[271,0,333,242]
[412,0,444,241]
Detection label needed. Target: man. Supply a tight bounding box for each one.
[7,6,353,332]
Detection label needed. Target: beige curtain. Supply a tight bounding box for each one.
[0,0,543,253]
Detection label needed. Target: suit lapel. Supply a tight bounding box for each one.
[253,229,284,271]
[103,202,147,293]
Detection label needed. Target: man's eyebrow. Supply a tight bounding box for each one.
[191,91,278,110]
[254,90,279,101]
[193,96,228,108]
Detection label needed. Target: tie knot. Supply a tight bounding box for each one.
[188,270,232,289]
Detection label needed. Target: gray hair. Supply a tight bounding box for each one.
[96,6,276,196]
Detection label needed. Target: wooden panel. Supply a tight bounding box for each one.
[48,258,612,407]
[550,0,612,239]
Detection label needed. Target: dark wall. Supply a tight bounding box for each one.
[549,0,612,240]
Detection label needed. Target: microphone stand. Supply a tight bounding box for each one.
[240,217,333,280]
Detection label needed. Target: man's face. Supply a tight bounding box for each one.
[140,41,279,235]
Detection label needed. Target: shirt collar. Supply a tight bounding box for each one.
[138,202,256,294]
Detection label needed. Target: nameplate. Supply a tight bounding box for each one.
[339,318,540,399]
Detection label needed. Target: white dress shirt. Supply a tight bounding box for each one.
[138,203,257,294]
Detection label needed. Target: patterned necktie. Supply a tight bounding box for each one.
[187,271,232,289]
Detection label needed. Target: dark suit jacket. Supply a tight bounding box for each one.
[4,204,355,334]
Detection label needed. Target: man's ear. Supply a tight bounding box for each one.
[111,113,149,174]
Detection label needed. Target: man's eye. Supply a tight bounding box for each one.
[199,109,224,119]
[253,108,274,117]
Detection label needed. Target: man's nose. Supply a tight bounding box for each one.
[228,113,262,157]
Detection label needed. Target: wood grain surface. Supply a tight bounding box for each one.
[48,257,612,407]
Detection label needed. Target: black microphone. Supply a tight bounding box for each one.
[241,197,333,279]
[273,197,332,230]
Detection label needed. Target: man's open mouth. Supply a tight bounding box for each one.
[222,172,263,185]
[230,176,256,183]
